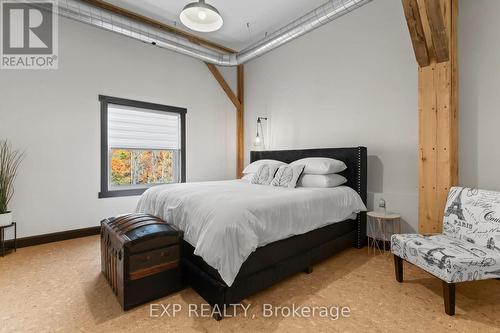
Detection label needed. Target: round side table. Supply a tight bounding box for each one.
[0,221,17,257]
[367,211,401,255]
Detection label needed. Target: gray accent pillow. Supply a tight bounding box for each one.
[241,173,254,182]
[243,159,286,174]
[251,164,280,185]
[271,164,305,188]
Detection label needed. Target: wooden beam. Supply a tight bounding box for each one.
[418,0,458,234]
[203,63,244,178]
[205,63,241,110]
[402,0,430,67]
[236,65,245,178]
[81,0,235,54]
[417,0,436,61]
[424,0,449,63]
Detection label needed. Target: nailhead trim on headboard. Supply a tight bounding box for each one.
[357,147,361,248]
[250,146,367,248]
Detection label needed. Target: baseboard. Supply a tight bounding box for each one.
[4,226,101,249]
[6,230,386,251]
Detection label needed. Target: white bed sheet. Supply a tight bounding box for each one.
[136,180,366,286]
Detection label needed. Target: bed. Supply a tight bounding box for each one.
[136,147,367,319]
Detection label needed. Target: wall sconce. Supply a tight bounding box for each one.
[254,117,268,148]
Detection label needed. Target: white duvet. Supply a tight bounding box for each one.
[136,180,366,286]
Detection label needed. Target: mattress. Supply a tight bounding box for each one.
[136,180,366,286]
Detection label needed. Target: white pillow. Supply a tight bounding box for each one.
[291,157,346,175]
[243,159,286,174]
[251,164,280,185]
[271,164,305,188]
[297,174,347,188]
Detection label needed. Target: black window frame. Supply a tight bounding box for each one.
[98,95,186,199]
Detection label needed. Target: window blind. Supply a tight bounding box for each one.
[108,104,180,150]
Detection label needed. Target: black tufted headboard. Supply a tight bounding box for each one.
[250,147,367,248]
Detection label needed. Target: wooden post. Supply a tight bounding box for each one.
[403,0,458,233]
[417,0,458,233]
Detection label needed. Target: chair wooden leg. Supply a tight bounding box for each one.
[442,281,456,316]
[394,255,403,283]
[213,311,223,321]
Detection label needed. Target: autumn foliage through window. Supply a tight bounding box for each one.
[111,149,175,186]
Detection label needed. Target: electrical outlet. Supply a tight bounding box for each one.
[379,198,386,209]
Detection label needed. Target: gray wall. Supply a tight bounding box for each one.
[459,0,500,191]
[0,17,236,238]
[245,0,419,232]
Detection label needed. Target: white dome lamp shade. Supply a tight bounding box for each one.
[180,0,223,33]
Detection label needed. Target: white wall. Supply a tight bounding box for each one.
[459,0,500,191]
[0,17,236,238]
[3,0,493,239]
[245,0,419,232]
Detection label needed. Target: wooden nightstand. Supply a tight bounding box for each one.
[367,211,401,254]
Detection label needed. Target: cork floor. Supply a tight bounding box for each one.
[1,236,500,333]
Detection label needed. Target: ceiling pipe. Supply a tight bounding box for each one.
[52,0,372,66]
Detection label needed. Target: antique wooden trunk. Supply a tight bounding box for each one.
[100,213,184,310]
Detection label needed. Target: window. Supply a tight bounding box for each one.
[99,95,186,198]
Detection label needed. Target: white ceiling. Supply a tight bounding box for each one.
[104,0,327,51]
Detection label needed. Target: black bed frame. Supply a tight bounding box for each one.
[181,147,367,319]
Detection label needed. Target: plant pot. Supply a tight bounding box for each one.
[0,211,13,227]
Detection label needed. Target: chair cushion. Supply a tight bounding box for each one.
[443,187,500,251]
[391,234,500,283]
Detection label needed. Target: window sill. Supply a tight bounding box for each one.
[98,182,183,198]
[98,188,147,198]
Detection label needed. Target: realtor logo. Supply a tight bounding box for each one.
[1,0,58,69]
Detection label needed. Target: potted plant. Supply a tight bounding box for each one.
[0,140,23,227]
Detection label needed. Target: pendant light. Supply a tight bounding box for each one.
[254,117,268,148]
[180,0,223,33]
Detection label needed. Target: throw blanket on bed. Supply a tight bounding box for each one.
[136,180,366,286]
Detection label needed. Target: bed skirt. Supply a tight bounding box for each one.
[181,218,359,310]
